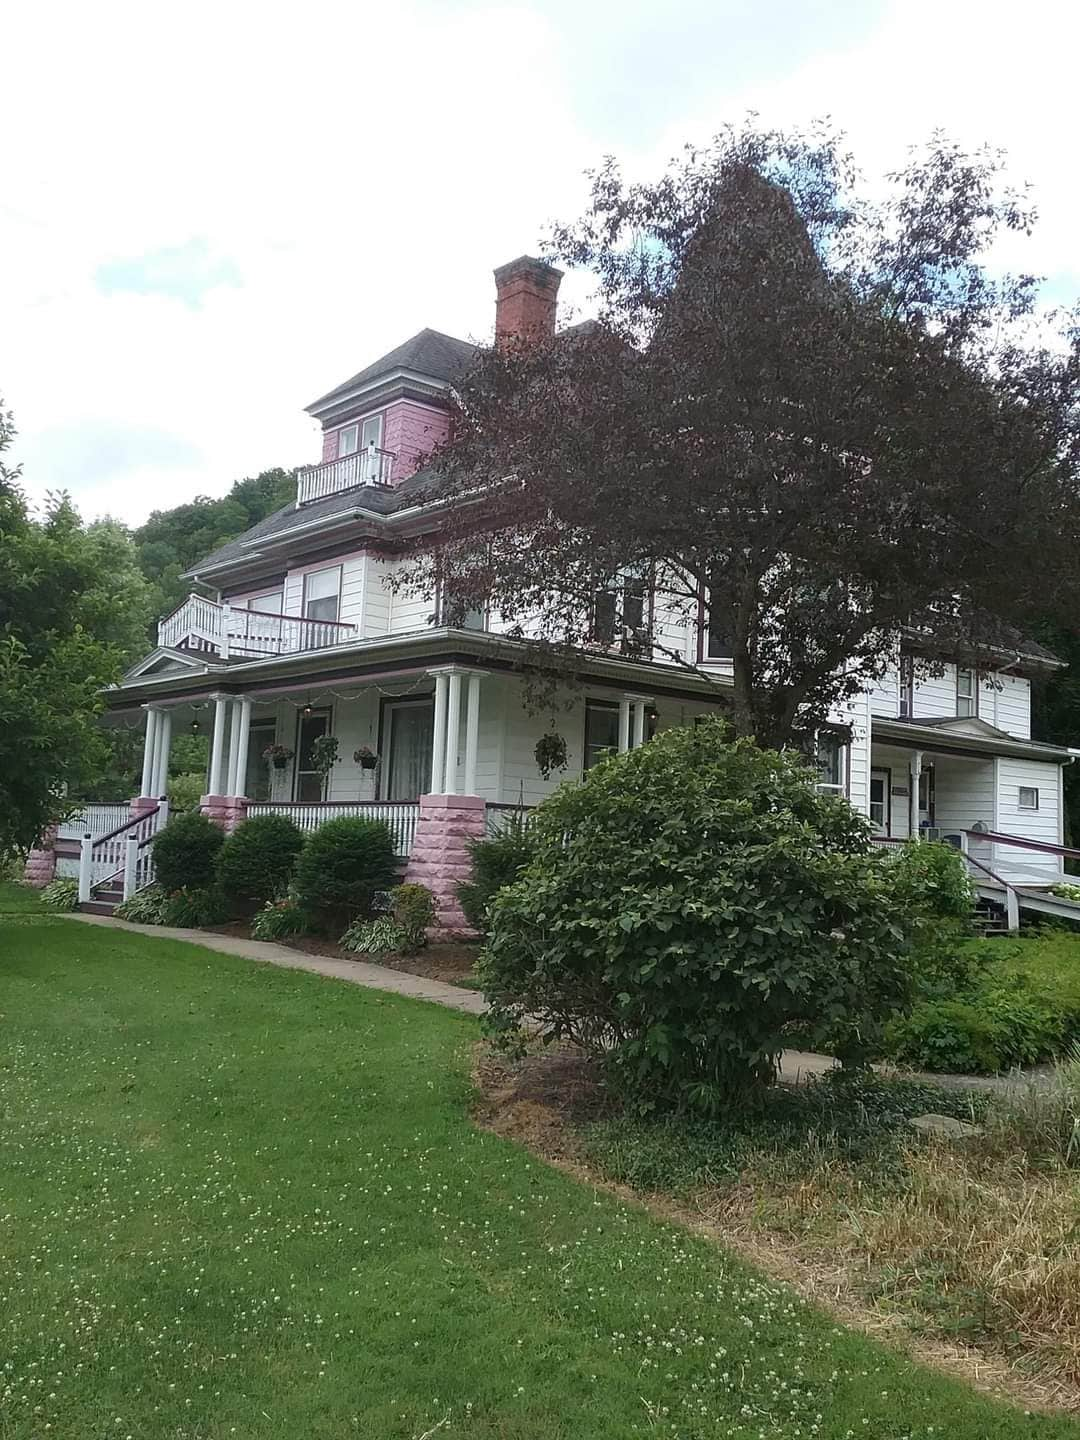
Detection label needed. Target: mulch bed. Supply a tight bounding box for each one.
[202,920,480,987]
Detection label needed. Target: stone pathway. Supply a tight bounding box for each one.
[61,912,486,1016]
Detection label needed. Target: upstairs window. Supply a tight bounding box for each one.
[792,730,846,796]
[899,652,915,717]
[703,570,733,661]
[592,566,648,655]
[303,566,341,624]
[1018,786,1039,810]
[338,424,359,458]
[360,413,384,451]
[956,666,977,718]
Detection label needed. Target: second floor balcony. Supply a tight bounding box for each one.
[296,443,395,505]
[158,593,358,659]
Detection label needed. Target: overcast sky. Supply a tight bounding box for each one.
[3,0,1076,526]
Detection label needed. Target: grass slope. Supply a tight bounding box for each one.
[1,917,1076,1439]
[0,880,45,914]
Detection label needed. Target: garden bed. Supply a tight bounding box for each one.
[475,1041,1080,1412]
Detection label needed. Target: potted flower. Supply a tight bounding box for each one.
[311,734,339,794]
[534,730,568,780]
[353,745,378,771]
[262,743,294,771]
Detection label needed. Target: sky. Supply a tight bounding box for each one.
[2,0,1077,527]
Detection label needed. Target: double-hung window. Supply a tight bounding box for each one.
[583,701,620,770]
[956,666,977,718]
[338,424,359,458]
[899,653,915,718]
[592,566,648,654]
[303,566,341,625]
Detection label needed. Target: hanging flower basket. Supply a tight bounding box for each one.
[534,730,568,780]
[354,745,378,771]
[262,743,294,771]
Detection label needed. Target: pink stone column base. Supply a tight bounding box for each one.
[404,793,486,939]
[200,795,249,832]
[23,824,58,889]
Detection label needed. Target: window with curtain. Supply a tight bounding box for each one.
[303,567,341,624]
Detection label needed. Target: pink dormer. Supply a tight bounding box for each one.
[297,258,563,507]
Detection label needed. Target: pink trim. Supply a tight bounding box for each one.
[404,793,486,938]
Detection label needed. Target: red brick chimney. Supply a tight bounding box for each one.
[494,255,563,350]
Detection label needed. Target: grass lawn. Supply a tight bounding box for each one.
[2,920,1078,1439]
[0,879,45,914]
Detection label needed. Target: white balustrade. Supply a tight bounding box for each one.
[245,801,420,856]
[296,444,395,505]
[157,594,357,659]
[58,803,131,840]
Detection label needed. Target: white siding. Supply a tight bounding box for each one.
[980,672,1031,740]
[868,662,899,718]
[363,556,393,638]
[933,758,996,870]
[911,662,958,720]
[993,757,1061,881]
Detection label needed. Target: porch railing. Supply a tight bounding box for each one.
[296,443,395,505]
[485,802,536,837]
[158,594,358,659]
[58,802,131,840]
[245,800,420,856]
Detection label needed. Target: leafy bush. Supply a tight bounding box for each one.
[40,877,78,911]
[114,885,171,924]
[161,885,227,928]
[887,970,1080,1074]
[480,720,914,1110]
[251,896,308,941]
[166,771,205,813]
[889,839,976,992]
[457,819,537,933]
[216,814,305,907]
[153,811,224,893]
[340,916,407,954]
[391,884,435,952]
[1051,881,1080,903]
[292,817,397,932]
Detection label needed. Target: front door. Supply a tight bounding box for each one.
[383,700,434,800]
[294,709,331,802]
[245,721,276,801]
[869,769,890,837]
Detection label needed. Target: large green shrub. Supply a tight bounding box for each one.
[216,814,305,907]
[457,819,537,933]
[479,720,914,1110]
[292,817,397,931]
[889,839,976,992]
[153,811,224,893]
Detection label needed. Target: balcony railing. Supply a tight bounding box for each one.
[158,594,358,659]
[296,443,395,506]
[246,801,420,855]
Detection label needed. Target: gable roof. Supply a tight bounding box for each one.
[305,329,477,413]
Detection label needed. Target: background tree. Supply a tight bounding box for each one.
[0,403,151,853]
[402,125,1080,748]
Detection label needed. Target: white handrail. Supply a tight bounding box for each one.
[296,443,395,505]
[157,594,358,658]
[245,800,419,856]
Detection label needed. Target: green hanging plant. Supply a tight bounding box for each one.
[311,734,339,783]
[534,730,568,781]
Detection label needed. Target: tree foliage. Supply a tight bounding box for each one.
[479,719,914,1109]
[0,402,152,854]
[403,125,1080,747]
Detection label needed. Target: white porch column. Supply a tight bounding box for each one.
[230,698,253,798]
[618,696,632,753]
[226,699,243,796]
[152,708,172,798]
[909,749,923,840]
[464,672,482,795]
[443,671,463,795]
[430,672,449,794]
[139,707,159,796]
[632,699,647,749]
[207,694,228,795]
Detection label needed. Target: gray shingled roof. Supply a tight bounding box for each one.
[305,329,477,412]
[185,465,441,576]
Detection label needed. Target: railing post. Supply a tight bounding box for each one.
[1006,886,1020,933]
[221,604,232,660]
[78,832,92,903]
[123,834,138,900]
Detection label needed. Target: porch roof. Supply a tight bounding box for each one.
[104,627,739,715]
[872,714,1072,765]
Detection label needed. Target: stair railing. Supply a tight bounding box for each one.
[78,802,167,902]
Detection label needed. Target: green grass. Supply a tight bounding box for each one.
[993,928,1080,1009]
[2,920,1077,1439]
[0,879,45,914]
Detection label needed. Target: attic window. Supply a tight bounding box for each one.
[1018,786,1039,810]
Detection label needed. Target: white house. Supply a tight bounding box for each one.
[58,255,1077,927]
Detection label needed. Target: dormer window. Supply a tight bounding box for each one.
[338,424,359,457]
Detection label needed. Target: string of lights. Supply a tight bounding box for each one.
[119,676,435,733]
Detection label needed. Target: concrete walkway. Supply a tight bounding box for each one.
[62,912,486,1016]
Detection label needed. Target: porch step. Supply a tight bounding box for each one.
[80,900,120,916]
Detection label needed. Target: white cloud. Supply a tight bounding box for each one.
[2,0,1075,525]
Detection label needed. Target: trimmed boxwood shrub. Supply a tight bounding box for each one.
[479,719,916,1111]
[216,813,305,907]
[293,817,397,932]
[153,811,224,893]
[457,820,537,933]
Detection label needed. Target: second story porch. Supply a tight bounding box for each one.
[158,593,358,659]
